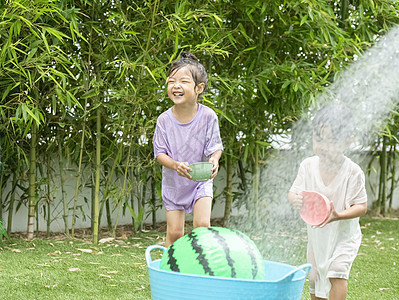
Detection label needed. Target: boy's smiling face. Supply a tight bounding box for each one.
[167,66,204,106]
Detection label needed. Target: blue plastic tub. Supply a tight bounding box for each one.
[146,245,311,300]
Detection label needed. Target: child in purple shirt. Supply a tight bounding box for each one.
[153,51,223,246]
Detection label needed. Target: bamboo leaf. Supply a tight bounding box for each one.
[8,23,14,43]
[81,90,98,99]
[41,30,50,53]
[282,80,291,89]
[243,46,257,52]
[255,141,272,147]
[14,20,21,36]
[2,83,19,101]
[45,27,70,41]
[213,108,237,125]
[26,47,38,62]
[300,15,308,26]
[25,105,41,124]
[126,203,144,231]
[66,91,83,110]
[22,119,32,138]
[21,103,28,121]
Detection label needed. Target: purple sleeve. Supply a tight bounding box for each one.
[204,113,223,157]
[153,118,168,158]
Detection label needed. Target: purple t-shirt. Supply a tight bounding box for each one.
[153,103,223,213]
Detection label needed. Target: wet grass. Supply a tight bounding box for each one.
[347,218,398,300]
[0,230,164,300]
[301,217,399,300]
[0,217,397,299]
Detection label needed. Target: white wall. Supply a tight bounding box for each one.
[2,153,398,233]
[1,163,233,233]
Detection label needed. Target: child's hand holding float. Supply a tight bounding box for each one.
[209,156,219,179]
[209,150,222,180]
[315,201,367,229]
[176,161,192,180]
[314,201,336,228]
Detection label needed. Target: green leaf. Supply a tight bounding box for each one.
[81,89,97,99]
[214,108,237,125]
[126,203,144,231]
[66,91,83,110]
[41,30,50,53]
[24,104,41,124]
[14,20,21,36]
[282,80,291,89]
[2,82,19,101]
[243,46,257,52]
[300,15,308,26]
[255,140,272,148]
[294,81,299,92]
[26,47,38,62]
[45,27,70,41]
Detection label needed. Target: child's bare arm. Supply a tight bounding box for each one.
[337,202,367,220]
[156,154,192,179]
[209,150,222,179]
[319,202,367,228]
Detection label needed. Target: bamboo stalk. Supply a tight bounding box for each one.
[130,172,136,233]
[253,143,260,225]
[91,173,95,231]
[388,144,396,211]
[223,151,233,226]
[58,133,69,235]
[35,200,39,235]
[27,123,37,240]
[380,136,387,215]
[46,156,51,237]
[151,175,156,228]
[7,172,17,235]
[238,158,247,191]
[112,140,133,237]
[0,173,2,224]
[71,98,88,237]
[93,106,102,244]
[140,179,146,232]
[340,0,349,26]
[99,142,123,232]
[99,144,123,232]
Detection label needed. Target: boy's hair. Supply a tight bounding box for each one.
[168,51,208,99]
[313,103,355,142]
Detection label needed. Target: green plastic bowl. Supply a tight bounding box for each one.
[188,162,213,182]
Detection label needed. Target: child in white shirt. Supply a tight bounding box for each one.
[288,103,367,300]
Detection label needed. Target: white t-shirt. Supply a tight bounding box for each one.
[290,155,367,298]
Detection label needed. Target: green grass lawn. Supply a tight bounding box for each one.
[0,217,397,300]
[348,218,399,300]
[0,230,161,300]
[301,217,399,300]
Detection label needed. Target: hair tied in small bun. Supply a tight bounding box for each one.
[181,51,198,62]
[168,50,208,99]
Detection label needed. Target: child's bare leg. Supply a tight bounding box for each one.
[310,294,327,300]
[329,278,347,300]
[193,197,212,228]
[165,209,185,247]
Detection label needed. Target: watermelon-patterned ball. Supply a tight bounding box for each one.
[160,227,265,280]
